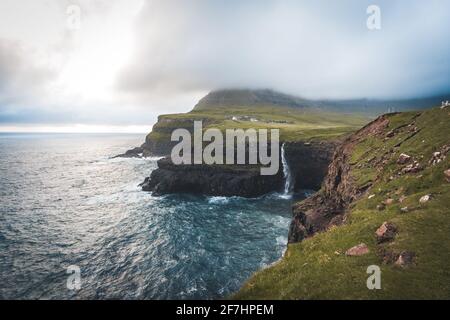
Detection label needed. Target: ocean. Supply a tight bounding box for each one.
[0,133,301,299]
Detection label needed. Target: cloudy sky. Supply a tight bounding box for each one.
[0,0,449,132]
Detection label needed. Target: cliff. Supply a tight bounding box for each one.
[140,158,283,198]
[122,89,364,197]
[236,106,450,299]
[116,89,368,157]
[288,115,391,242]
[283,141,339,190]
[140,140,337,197]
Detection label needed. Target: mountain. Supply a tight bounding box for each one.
[117,89,447,159]
[314,95,450,115]
[193,89,314,111]
[193,89,449,115]
[116,89,369,158]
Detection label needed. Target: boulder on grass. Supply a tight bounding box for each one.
[401,161,423,174]
[395,251,415,267]
[345,243,369,256]
[375,222,398,243]
[445,169,450,183]
[419,194,431,204]
[397,153,411,164]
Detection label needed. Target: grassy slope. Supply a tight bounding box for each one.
[235,107,450,299]
[147,106,369,144]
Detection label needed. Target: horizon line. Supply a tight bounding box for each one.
[0,124,151,134]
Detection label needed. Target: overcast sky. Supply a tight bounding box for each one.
[0,0,449,132]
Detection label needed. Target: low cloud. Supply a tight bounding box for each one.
[1,0,449,128]
[119,0,450,100]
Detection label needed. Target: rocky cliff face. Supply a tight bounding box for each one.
[288,115,391,242]
[116,89,369,157]
[116,89,364,196]
[140,136,174,157]
[140,158,284,198]
[283,141,339,190]
[140,141,337,198]
[140,116,202,157]
[236,107,450,299]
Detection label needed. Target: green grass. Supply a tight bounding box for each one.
[234,107,450,299]
[147,106,369,143]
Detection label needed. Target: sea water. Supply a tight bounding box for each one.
[0,133,305,299]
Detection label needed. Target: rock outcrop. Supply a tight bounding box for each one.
[283,141,339,190]
[375,222,398,243]
[140,158,283,198]
[118,90,448,158]
[288,115,391,243]
[140,140,337,197]
[397,153,411,164]
[419,194,431,204]
[345,243,369,256]
[113,147,144,158]
[395,251,416,267]
[445,169,450,182]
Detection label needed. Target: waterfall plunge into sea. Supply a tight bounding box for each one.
[281,143,293,196]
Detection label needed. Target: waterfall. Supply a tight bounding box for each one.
[281,143,293,195]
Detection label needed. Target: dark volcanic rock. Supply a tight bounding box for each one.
[378,248,400,264]
[283,141,338,190]
[378,249,416,266]
[113,147,144,158]
[395,251,416,267]
[140,140,337,198]
[141,158,284,198]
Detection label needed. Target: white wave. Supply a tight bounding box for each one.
[107,155,164,164]
[276,235,288,246]
[123,182,144,193]
[207,196,230,204]
[273,192,292,200]
[142,156,165,161]
[265,214,291,229]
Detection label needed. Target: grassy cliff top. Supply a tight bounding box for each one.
[146,89,448,146]
[235,106,450,299]
[148,105,369,143]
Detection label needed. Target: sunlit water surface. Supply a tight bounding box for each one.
[0,133,302,299]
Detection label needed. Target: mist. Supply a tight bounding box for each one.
[0,0,449,129]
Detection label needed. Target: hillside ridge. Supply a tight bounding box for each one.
[193,89,312,110]
[194,89,449,114]
[235,106,450,299]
